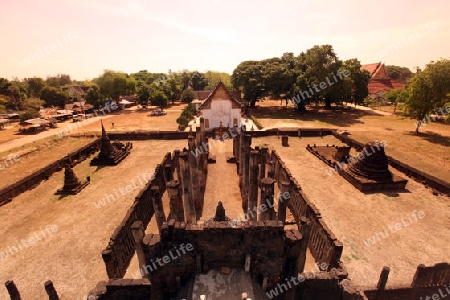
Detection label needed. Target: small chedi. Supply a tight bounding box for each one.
[341,142,408,192]
[90,122,132,166]
[55,164,89,195]
[307,141,408,192]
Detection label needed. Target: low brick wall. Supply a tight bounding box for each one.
[72,128,336,140]
[0,138,101,205]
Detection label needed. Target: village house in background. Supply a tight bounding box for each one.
[361,63,406,103]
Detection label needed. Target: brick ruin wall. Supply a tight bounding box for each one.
[270,150,344,270]
[138,221,297,298]
[0,138,101,206]
[102,152,172,279]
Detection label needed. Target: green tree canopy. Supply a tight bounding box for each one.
[95,70,136,101]
[386,65,414,84]
[85,84,102,108]
[46,74,72,87]
[181,89,195,103]
[40,86,69,108]
[25,77,46,98]
[405,59,450,132]
[150,90,168,109]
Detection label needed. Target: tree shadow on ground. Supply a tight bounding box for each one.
[403,130,450,148]
[249,106,370,127]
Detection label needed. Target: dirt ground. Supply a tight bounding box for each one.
[252,100,450,182]
[0,140,186,300]
[1,100,449,297]
[254,135,450,289]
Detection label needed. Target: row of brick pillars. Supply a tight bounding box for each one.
[174,118,208,224]
[235,130,292,224]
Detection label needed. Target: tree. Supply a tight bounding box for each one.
[40,86,69,108]
[25,77,46,98]
[7,84,25,111]
[386,65,414,84]
[342,58,371,105]
[232,61,265,107]
[85,85,102,108]
[46,74,71,87]
[190,71,208,90]
[136,84,150,106]
[150,91,168,109]
[96,71,133,101]
[405,59,450,132]
[162,78,181,104]
[181,89,195,103]
[384,89,410,113]
[204,71,232,90]
[300,45,342,108]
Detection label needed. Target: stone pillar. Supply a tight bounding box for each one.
[376,266,390,300]
[282,135,289,147]
[5,280,21,300]
[232,125,239,159]
[44,280,59,300]
[247,150,260,219]
[151,186,166,232]
[259,147,269,185]
[173,150,182,182]
[131,221,146,278]
[258,177,276,221]
[267,161,275,179]
[283,230,302,300]
[277,181,291,224]
[188,135,202,211]
[167,180,184,222]
[241,134,252,212]
[164,163,173,186]
[298,217,311,273]
[179,152,196,224]
[238,126,245,187]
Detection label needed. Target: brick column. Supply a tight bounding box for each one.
[298,216,311,273]
[241,134,252,212]
[44,280,59,300]
[131,221,146,278]
[247,150,260,219]
[173,150,181,182]
[259,147,269,185]
[167,180,184,222]
[188,135,202,211]
[267,161,275,179]
[151,186,166,232]
[258,177,276,221]
[277,181,291,224]
[179,152,196,224]
[5,280,21,300]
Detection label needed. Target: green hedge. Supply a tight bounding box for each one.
[250,115,263,130]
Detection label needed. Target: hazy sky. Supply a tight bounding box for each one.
[1,0,449,80]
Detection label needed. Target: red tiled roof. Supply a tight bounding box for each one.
[361,63,382,77]
[367,79,405,94]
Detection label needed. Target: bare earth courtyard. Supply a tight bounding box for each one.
[0,102,449,298]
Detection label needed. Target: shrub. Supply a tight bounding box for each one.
[250,115,263,129]
[19,109,40,122]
